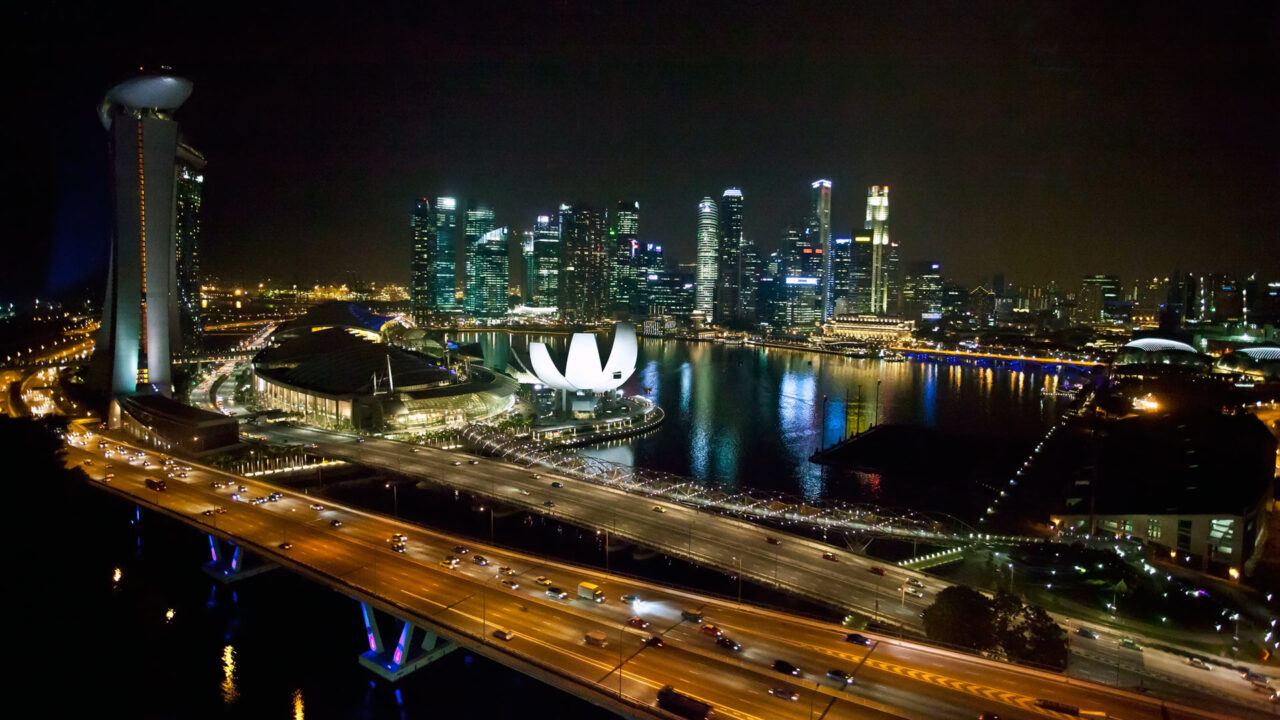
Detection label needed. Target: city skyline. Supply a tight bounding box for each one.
[12,2,1278,302]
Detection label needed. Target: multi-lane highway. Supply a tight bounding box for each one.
[64,431,1256,720]
[247,421,1279,715]
[252,422,937,629]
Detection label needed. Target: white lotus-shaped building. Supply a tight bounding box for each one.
[517,323,637,393]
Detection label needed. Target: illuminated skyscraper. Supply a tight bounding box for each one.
[609,201,640,313]
[849,235,874,314]
[695,197,719,315]
[95,71,194,398]
[808,180,833,319]
[467,227,509,319]
[559,203,607,321]
[531,214,559,308]
[173,144,205,352]
[409,198,436,324]
[463,202,495,313]
[433,197,459,310]
[714,189,743,325]
[866,186,891,315]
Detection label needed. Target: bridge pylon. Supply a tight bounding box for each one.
[201,534,275,583]
[357,602,457,682]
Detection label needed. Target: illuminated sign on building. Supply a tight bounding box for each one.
[785,277,819,286]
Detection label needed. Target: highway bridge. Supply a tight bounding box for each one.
[889,346,1106,369]
[65,432,1246,720]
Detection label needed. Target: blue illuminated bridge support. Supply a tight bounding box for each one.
[202,534,276,583]
[357,602,456,682]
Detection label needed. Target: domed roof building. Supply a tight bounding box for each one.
[1110,338,1207,377]
[1214,346,1280,382]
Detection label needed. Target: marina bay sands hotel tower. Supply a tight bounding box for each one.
[95,71,195,399]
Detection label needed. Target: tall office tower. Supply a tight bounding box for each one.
[695,197,719,316]
[714,188,744,325]
[462,202,495,312]
[519,230,535,304]
[866,185,891,315]
[830,237,853,313]
[173,143,205,353]
[559,203,607,322]
[885,239,901,316]
[95,71,194,398]
[902,261,943,321]
[807,180,833,318]
[1076,275,1121,325]
[433,197,459,310]
[608,200,640,313]
[531,214,560,308]
[735,240,762,325]
[409,198,437,324]
[466,227,509,318]
[849,235,874,314]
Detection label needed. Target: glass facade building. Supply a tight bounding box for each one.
[609,200,640,313]
[174,145,205,353]
[695,197,719,316]
[866,185,892,315]
[559,203,607,322]
[531,214,559,308]
[808,180,832,318]
[409,197,436,324]
[466,227,509,319]
[433,197,459,310]
[463,202,495,314]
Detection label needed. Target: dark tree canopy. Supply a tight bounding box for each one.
[922,586,994,651]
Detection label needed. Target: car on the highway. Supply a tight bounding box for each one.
[355,438,365,443]
[627,616,650,629]
[443,555,460,565]
[716,636,741,651]
[453,544,469,554]
[977,713,1001,720]
[530,473,541,479]
[238,485,248,492]
[309,503,324,511]
[535,576,552,586]
[902,586,925,598]
[178,471,188,478]
[827,669,854,685]
[868,566,887,576]
[410,447,419,453]
[493,628,514,641]
[1119,637,1143,651]
[278,542,293,550]
[452,461,462,466]
[621,594,639,604]
[83,459,93,465]
[472,555,489,566]
[104,472,114,480]
[252,496,267,505]
[644,636,665,648]
[905,577,924,588]
[1243,670,1268,683]
[767,686,799,701]
[390,533,408,543]
[771,659,800,676]
[230,493,242,502]
[438,560,458,569]
[822,552,838,562]
[546,587,568,600]
[1186,657,1211,671]
[268,492,283,502]
[766,536,780,545]
[498,566,515,576]
[330,519,343,527]
[202,509,216,516]
[500,579,519,590]
[468,459,479,465]
[1075,627,1098,639]
[390,543,406,553]
[699,624,723,637]
[551,481,563,488]
[651,505,666,513]
[543,500,556,508]
[845,633,872,645]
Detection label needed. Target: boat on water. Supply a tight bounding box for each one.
[880,352,906,362]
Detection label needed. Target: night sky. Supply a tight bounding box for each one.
[10,1,1279,301]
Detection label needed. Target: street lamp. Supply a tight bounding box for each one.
[385,482,398,516]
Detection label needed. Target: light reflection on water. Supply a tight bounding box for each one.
[580,340,1077,500]
[221,644,239,705]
